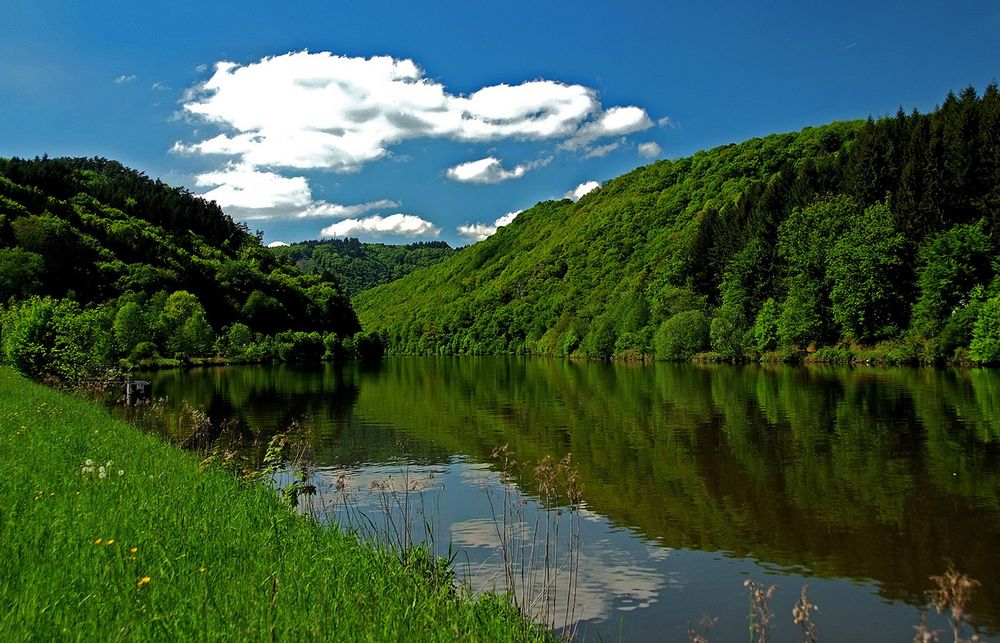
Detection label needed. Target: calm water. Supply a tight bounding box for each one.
[128,358,1000,641]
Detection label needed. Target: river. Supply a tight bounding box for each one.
[125,358,1000,641]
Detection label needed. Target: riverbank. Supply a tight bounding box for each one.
[0,367,546,641]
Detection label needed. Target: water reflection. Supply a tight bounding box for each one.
[129,359,1000,640]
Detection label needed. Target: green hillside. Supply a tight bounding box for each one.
[355,86,1000,364]
[0,156,363,376]
[270,238,454,295]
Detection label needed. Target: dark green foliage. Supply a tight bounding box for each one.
[0,247,44,301]
[911,220,994,337]
[655,310,709,359]
[0,156,366,375]
[271,238,454,295]
[355,86,1000,362]
[970,295,1000,364]
[827,202,909,342]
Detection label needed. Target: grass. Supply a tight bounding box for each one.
[0,367,547,641]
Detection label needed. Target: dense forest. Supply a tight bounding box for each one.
[0,156,374,378]
[355,85,1000,364]
[270,238,454,295]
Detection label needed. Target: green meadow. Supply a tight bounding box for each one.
[0,367,546,641]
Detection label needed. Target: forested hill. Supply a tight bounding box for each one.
[270,238,454,295]
[355,85,1000,364]
[0,156,361,374]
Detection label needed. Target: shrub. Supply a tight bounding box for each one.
[655,310,709,360]
[970,295,1000,364]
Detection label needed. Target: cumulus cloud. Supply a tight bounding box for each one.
[445,156,550,183]
[320,213,440,238]
[638,141,662,158]
[566,180,600,201]
[174,51,608,172]
[114,74,136,84]
[174,51,655,214]
[191,162,397,221]
[266,240,289,248]
[561,106,653,151]
[195,163,311,210]
[457,209,522,242]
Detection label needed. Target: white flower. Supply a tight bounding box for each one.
[117,470,124,476]
[98,466,107,479]
[84,459,94,466]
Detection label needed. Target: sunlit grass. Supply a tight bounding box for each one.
[0,367,547,641]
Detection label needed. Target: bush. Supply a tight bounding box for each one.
[655,310,709,360]
[970,295,1000,364]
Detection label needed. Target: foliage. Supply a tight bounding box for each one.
[354,85,1000,362]
[970,295,1000,364]
[654,310,709,360]
[0,156,370,376]
[827,201,909,342]
[271,238,455,295]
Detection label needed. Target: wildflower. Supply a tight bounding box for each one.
[198,566,206,573]
[98,466,107,479]
[84,459,94,466]
[137,577,150,587]
[130,547,137,554]
[95,538,102,544]
[118,470,124,476]
[106,540,114,545]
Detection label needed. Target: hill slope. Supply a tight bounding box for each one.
[355,86,1000,363]
[270,238,454,295]
[0,156,361,374]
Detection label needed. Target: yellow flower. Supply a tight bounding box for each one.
[130,547,138,554]
[198,566,206,573]
[137,577,150,586]
[106,540,114,545]
[95,538,102,544]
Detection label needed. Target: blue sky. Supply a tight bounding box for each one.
[2,1,998,247]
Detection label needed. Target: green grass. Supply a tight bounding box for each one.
[0,367,546,641]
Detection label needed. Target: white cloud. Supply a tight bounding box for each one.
[114,74,136,84]
[566,180,600,201]
[320,213,440,238]
[457,209,522,242]
[174,52,608,173]
[583,140,623,159]
[638,141,662,158]
[174,51,655,214]
[562,106,653,151]
[191,162,398,221]
[195,163,311,210]
[151,82,170,91]
[446,156,550,183]
[266,240,289,248]
[299,198,400,219]
[195,64,208,73]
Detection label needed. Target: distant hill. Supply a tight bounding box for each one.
[0,156,361,374]
[355,86,1000,364]
[270,238,454,295]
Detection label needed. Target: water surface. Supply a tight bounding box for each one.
[130,358,1000,641]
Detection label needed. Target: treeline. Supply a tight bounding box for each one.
[0,156,379,379]
[270,238,454,295]
[355,85,1000,364]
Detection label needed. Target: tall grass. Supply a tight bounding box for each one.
[0,367,548,641]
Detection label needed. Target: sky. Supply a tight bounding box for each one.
[2,1,998,247]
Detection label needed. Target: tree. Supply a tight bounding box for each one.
[655,310,709,360]
[970,295,1000,364]
[112,301,146,356]
[0,247,44,301]
[827,202,909,342]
